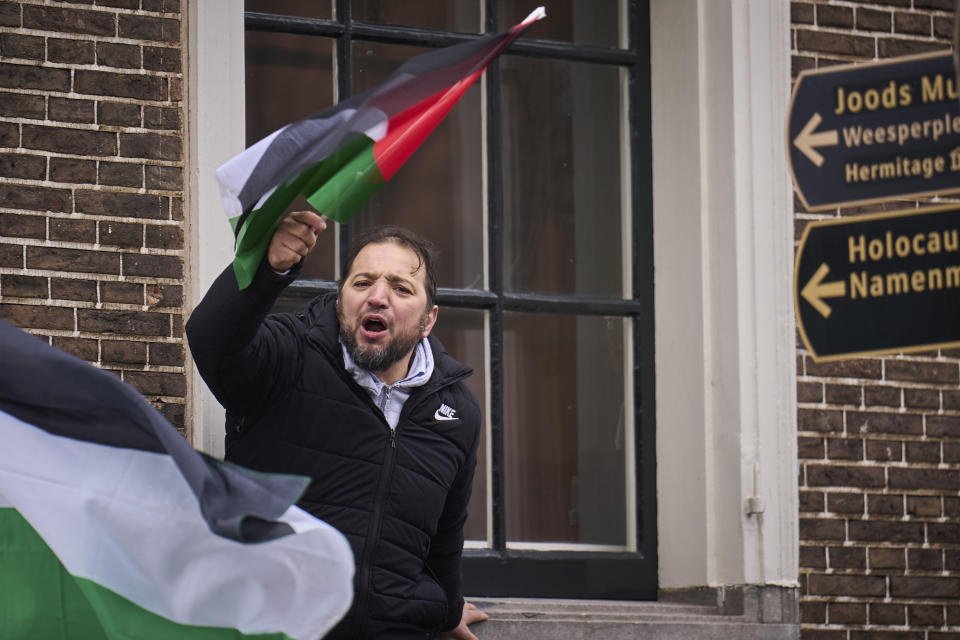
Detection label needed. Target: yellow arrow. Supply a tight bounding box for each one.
[794,113,838,168]
[801,262,846,318]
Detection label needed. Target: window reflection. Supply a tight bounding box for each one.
[499,0,623,49]
[503,312,627,545]
[500,56,624,298]
[245,0,332,20]
[352,0,481,33]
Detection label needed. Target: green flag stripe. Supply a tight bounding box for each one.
[305,138,383,224]
[0,508,294,640]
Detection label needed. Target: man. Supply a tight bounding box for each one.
[186,210,487,639]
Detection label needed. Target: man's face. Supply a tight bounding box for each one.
[337,241,438,378]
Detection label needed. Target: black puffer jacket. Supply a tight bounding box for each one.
[186,263,480,639]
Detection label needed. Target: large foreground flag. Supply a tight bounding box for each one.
[0,320,353,640]
[216,7,545,289]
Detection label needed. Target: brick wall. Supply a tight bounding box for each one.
[0,1,185,431]
[793,1,960,638]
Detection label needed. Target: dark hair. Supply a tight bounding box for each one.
[338,226,439,308]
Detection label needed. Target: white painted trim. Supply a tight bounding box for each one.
[652,0,797,588]
[185,0,245,458]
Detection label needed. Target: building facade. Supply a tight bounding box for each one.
[0,1,956,638]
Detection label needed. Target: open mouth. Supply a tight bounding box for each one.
[361,315,388,338]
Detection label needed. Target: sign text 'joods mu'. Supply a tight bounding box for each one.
[788,51,960,211]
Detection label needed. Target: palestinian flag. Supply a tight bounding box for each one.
[0,319,353,640]
[216,7,546,289]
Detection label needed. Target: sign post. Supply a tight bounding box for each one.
[795,204,960,361]
[788,51,960,211]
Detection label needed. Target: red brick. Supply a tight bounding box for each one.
[144,164,181,190]
[798,381,822,403]
[156,399,184,428]
[100,281,142,304]
[800,490,825,512]
[1,274,47,298]
[48,97,95,124]
[170,196,183,220]
[23,5,116,36]
[945,442,960,463]
[857,8,892,32]
[800,517,846,541]
[0,33,43,59]
[96,42,141,69]
[817,5,853,28]
[99,221,143,248]
[894,12,931,36]
[807,464,885,488]
[50,157,97,184]
[886,359,959,384]
[870,546,906,570]
[796,29,874,57]
[801,631,845,640]
[890,576,960,599]
[934,16,952,39]
[118,14,179,43]
[806,357,882,379]
[868,493,904,516]
[50,218,96,244]
[846,410,922,436]
[102,339,146,364]
[929,523,960,544]
[0,2,20,27]
[144,224,182,250]
[905,440,941,463]
[124,370,185,396]
[828,602,866,625]
[119,133,181,161]
[0,303,73,330]
[927,414,960,437]
[123,253,182,278]
[871,602,906,625]
[801,600,826,624]
[0,120,17,146]
[143,46,180,72]
[801,544,827,569]
[849,519,924,543]
[851,632,923,640]
[878,38,948,58]
[948,551,960,571]
[865,385,900,407]
[828,546,866,570]
[76,190,165,219]
[50,278,97,302]
[0,212,44,239]
[827,437,863,460]
[907,549,943,573]
[793,55,816,78]
[904,387,939,409]
[149,341,183,366]
[865,438,902,461]
[0,91,44,118]
[22,125,116,156]
[169,76,182,101]
[47,37,95,64]
[827,492,864,514]
[825,383,860,405]
[75,70,166,101]
[889,467,960,491]
[914,0,954,9]
[0,184,72,213]
[77,309,170,336]
[27,247,120,275]
[53,336,98,361]
[146,283,181,307]
[97,0,140,8]
[0,63,71,92]
[798,408,843,433]
[943,389,960,409]
[0,244,23,267]
[99,101,141,127]
[99,161,142,188]
[143,105,180,130]
[808,573,886,597]
[907,495,942,517]
[799,436,824,459]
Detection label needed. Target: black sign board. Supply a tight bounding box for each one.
[788,51,960,211]
[795,204,960,361]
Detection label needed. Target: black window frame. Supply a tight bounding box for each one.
[245,0,656,600]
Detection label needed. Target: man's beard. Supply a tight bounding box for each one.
[339,309,427,374]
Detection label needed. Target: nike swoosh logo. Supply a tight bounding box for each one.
[434,410,459,421]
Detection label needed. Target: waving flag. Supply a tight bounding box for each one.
[216,7,546,289]
[0,320,353,640]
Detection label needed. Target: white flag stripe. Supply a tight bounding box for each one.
[214,125,288,220]
[0,409,353,640]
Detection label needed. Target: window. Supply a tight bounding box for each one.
[244,0,654,599]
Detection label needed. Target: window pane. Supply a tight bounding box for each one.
[503,312,627,546]
[351,0,481,33]
[500,56,624,298]
[499,0,622,49]
[431,308,488,544]
[350,42,485,290]
[245,32,336,281]
[245,0,332,20]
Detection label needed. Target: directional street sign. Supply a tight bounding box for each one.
[795,204,960,361]
[788,51,960,211]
